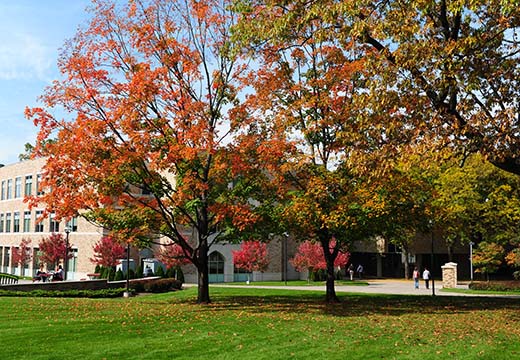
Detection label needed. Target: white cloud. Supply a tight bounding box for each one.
[0,32,54,82]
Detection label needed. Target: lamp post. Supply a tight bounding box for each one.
[283,232,289,285]
[469,241,474,281]
[430,222,435,297]
[124,242,131,297]
[64,226,71,280]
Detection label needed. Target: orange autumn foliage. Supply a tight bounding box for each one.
[25,0,282,304]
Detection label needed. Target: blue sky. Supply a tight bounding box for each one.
[0,1,92,165]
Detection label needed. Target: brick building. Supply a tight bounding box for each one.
[0,158,301,282]
[0,158,106,279]
[0,158,472,282]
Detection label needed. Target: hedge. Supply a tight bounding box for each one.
[130,278,182,293]
[0,288,127,298]
[469,281,520,292]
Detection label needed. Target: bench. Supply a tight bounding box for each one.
[87,273,101,280]
[0,273,19,285]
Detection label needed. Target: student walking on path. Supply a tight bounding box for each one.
[423,268,431,289]
[357,264,364,280]
[413,267,420,289]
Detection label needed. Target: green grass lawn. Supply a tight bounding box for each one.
[223,279,369,286]
[2,287,520,359]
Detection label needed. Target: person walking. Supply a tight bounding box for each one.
[356,264,364,280]
[412,267,420,289]
[348,264,354,281]
[422,267,431,289]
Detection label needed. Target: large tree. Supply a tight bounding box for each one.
[352,1,520,174]
[234,5,391,302]
[236,1,520,175]
[26,0,277,303]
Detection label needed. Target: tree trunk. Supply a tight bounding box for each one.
[325,259,339,303]
[197,265,210,304]
[320,234,340,303]
[195,241,210,304]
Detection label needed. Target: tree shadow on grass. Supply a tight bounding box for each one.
[183,290,520,318]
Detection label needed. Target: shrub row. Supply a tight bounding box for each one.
[0,288,127,298]
[130,278,182,293]
[469,281,520,292]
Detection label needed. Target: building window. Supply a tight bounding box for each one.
[25,175,32,196]
[36,174,44,196]
[49,213,59,233]
[0,213,3,233]
[13,212,20,233]
[2,247,9,273]
[1,180,5,200]
[66,217,78,232]
[35,210,44,233]
[66,248,78,278]
[5,213,11,233]
[7,179,13,199]
[208,251,225,283]
[23,211,31,232]
[15,177,22,198]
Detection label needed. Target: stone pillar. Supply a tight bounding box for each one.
[441,262,458,288]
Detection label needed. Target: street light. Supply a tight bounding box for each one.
[125,242,131,297]
[430,222,435,297]
[64,226,71,281]
[283,232,289,285]
[469,242,474,282]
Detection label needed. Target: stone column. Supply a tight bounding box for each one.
[441,262,458,288]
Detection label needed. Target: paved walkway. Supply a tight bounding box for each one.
[209,279,520,298]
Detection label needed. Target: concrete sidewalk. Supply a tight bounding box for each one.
[209,279,520,298]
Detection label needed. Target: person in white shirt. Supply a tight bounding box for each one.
[422,268,431,289]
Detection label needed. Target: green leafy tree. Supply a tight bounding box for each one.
[473,242,505,281]
[234,1,391,302]
[431,153,520,259]
[235,1,520,176]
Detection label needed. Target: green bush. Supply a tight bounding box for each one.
[107,267,116,281]
[100,267,108,279]
[0,288,127,298]
[166,267,175,278]
[156,266,165,278]
[115,269,124,281]
[130,278,182,293]
[176,267,185,283]
[135,265,143,279]
[127,269,135,279]
[469,281,520,292]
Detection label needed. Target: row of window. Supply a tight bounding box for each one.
[0,211,77,234]
[0,174,44,201]
[0,245,78,276]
